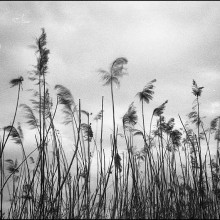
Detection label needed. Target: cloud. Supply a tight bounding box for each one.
[0,1,220,152]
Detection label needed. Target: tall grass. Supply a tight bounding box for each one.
[0,29,220,219]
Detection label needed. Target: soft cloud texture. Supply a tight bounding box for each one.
[1,2,220,212]
[0,1,220,150]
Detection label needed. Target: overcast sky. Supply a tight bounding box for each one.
[0,1,220,155]
[1,1,220,211]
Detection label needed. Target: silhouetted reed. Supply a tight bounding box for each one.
[1,29,220,219]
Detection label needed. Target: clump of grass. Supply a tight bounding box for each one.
[0,29,220,219]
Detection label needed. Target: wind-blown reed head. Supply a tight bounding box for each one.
[170,129,182,150]
[5,159,19,174]
[192,79,204,97]
[210,116,220,131]
[136,79,156,103]
[9,76,24,88]
[153,100,168,116]
[20,104,39,129]
[110,57,128,76]
[122,102,138,128]
[36,28,50,76]
[4,125,23,145]
[55,85,77,125]
[187,110,204,126]
[99,57,128,87]
[55,84,75,108]
[165,118,175,133]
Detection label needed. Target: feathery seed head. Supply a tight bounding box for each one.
[136,79,156,103]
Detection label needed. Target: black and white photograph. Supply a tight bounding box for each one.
[0,1,220,219]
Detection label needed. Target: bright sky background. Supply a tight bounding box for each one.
[1,1,220,211]
[0,1,220,156]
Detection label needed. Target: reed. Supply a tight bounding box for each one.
[0,29,220,219]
